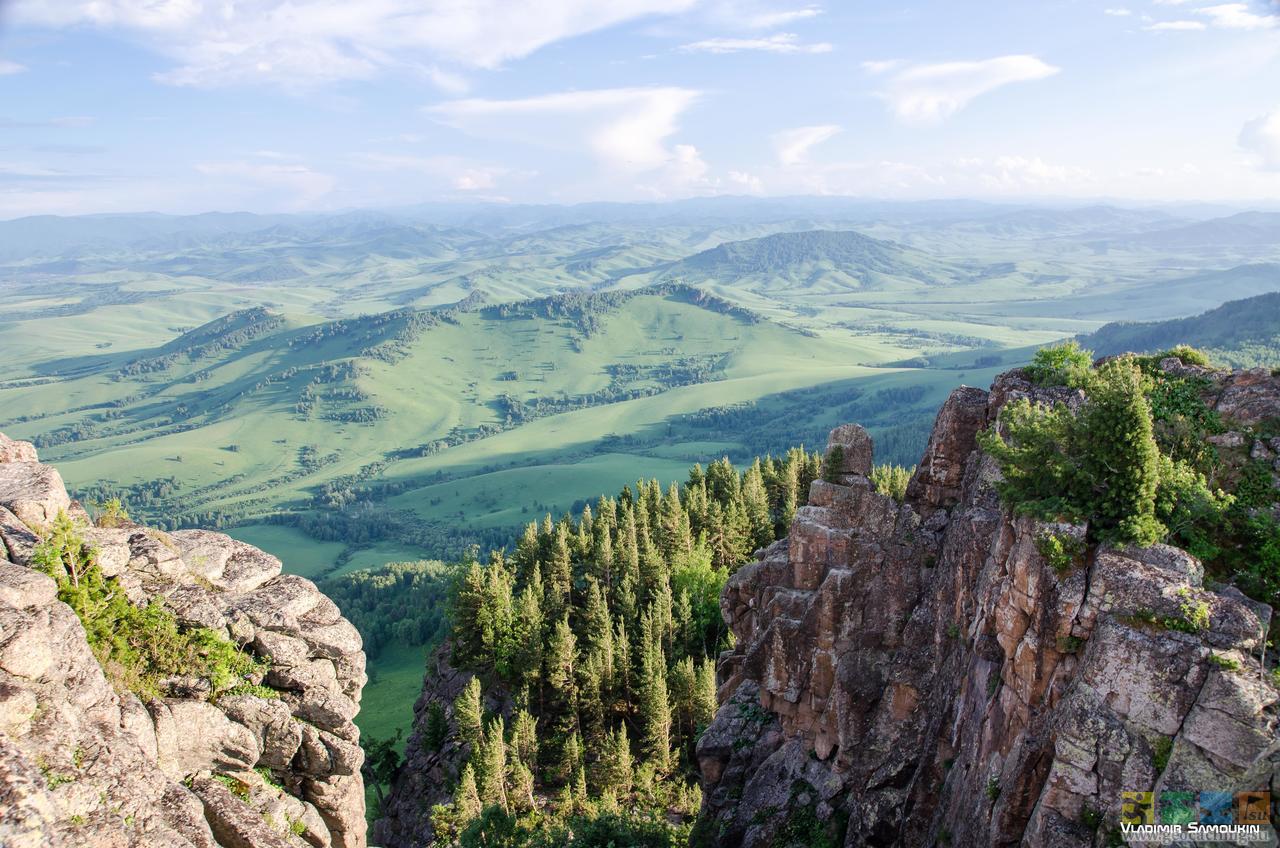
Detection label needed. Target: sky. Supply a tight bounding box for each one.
[0,0,1278,216]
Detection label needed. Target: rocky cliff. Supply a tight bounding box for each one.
[0,433,367,848]
[698,365,1279,846]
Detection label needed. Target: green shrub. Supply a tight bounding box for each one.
[985,778,1001,801]
[977,399,1081,523]
[981,358,1164,545]
[33,512,266,702]
[1025,341,1093,388]
[1158,345,1212,368]
[1167,589,1209,634]
[1035,531,1085,575]
[1208,653,1239,671]
[870,463,913,501]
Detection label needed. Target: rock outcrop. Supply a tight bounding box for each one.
[0,435,367,848]
[372,645,482,848]
[699,366,1279,847]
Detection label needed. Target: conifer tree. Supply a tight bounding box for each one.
[595,723,634,795]
[510,709,539,772]
[1075,357,1164,544]
[693,658,718,730]
[453,763,481,826]
[454,676,483,750]
[477,716,508,811]
[742,461,774,551]
[637,611,672,773]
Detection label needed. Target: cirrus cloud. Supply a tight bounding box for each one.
[13,0,701,87]
[430,87,701,172]
[679,32,831,54]
[772,124,840,165]
[867,54,1061,124]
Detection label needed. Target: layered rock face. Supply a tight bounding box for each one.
[698,367,1279,847]
[0,433,367,848]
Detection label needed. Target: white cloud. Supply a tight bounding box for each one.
[0,60,26,75]
[772,124,840,165]
[14,0,699,87]
[1197,3,1277,29]
[868,55,1060,124]
[1240,108,1280,170]
[1104,7,1132,15]
[727,169,764,193]
[678,32,831,53]
[430,87,701,172]
[1145,19,1208,29]
[704,2,822,29]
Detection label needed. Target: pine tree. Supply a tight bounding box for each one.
[423,700,448,752]
[545,522,573,618]
[451,560,488,665]
[742,460,774,551]
[668,655,697,747]
[511,521,541,583]
[637,611,672,773]
[477,716,508,811]
[510,709,539,772]
[454,676,483,750]
[595,722,634,795]
[658,482,694,560]
[693,658,718,730]
[544,616,580,782]
[453,763,481,826]
[508,758,536,812]
[1075,357,1164,544]
[510,571,544,689]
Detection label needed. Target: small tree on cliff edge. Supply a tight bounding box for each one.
[1074,357,1164,545]
[980,355,1164,546]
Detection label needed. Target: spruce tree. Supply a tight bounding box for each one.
[637,611,672,773]
[595,723,634,795]
[477,716,508,811]
[454,676,483,750]
[1076,357,1164,545]
[510,709,539,772]
[742,461,774,551]
[453,763,481,826]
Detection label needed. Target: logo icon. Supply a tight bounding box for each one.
[1198,791,1233,825]
[1235,791,1271,825]
[1121,792,1155,825]
[1159,791,1196,825]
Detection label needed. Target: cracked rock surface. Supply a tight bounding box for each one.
[698,367,1279,847]
[0,434,367,848]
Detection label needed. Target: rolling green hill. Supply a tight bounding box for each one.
[0,285,987,579]
[1082,290,1280,367]
[653,228,966,292]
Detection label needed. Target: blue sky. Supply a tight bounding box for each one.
[0,0,1278,216]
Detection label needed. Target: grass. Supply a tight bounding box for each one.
[355,641,433,751]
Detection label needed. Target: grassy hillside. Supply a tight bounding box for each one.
[0,285,990,573]
[1082,290,1280,367]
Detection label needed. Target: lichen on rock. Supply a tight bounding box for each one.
[0,434,367,848]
